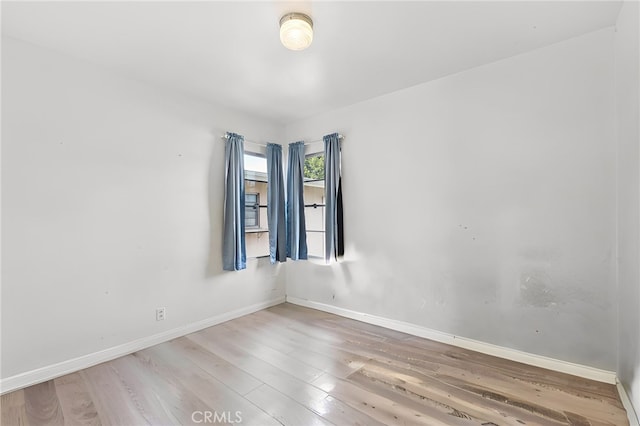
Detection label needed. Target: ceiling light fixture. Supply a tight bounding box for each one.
[279,13,313,51]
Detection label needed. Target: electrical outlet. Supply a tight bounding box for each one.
[156,307,166,321]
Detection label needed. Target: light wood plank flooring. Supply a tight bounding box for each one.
[1,303,629,425]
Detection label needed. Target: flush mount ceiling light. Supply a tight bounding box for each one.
[279,13,313,51]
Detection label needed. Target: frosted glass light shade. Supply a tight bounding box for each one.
[280,13,313,51]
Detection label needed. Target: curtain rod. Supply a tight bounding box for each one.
[221,133,344,147]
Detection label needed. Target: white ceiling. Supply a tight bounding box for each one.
[1,1,622,124]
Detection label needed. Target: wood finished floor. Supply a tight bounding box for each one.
[1,303,629,426]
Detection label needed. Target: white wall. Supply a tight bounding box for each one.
[1,37,285,380]
[615,0,640,418]
[285,28,618,370]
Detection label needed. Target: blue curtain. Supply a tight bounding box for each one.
[324,133,344,262]
[266,143,286,263]
[286,141,308,260]
[222,133,246,271]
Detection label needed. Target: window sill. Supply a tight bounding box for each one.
[246,229,268,233]
[305,255,331,265]
[247,255,270,260]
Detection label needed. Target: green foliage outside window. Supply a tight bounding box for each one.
[304,155,325,180]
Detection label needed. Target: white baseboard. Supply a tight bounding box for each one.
[617,380,640,426]
[0,296,286,395]
[286,296,617,385]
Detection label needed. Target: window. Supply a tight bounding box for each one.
[244,152,269,258]
[303,152,325,258]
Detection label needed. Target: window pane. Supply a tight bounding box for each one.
[245,153,267,182]
[244,153,269,258]
[303,152,325,258]
[305,205,324,232]
[304,154,324,181]
[306,231,324,258]
[246,229,269,258]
